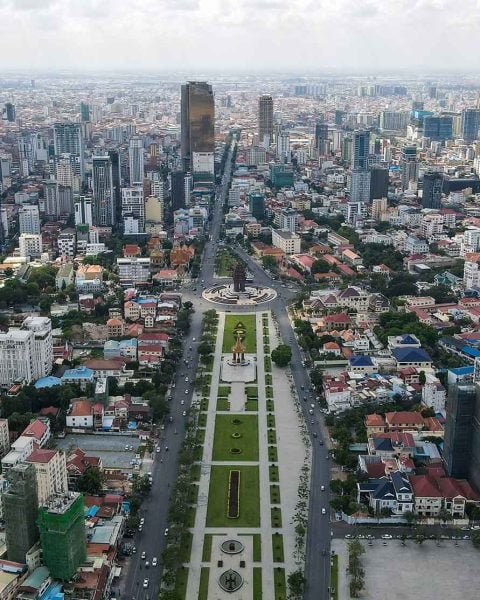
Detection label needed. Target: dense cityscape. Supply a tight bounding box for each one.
[1,64,480,600]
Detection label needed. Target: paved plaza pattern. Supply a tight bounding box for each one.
[185,310,308,599]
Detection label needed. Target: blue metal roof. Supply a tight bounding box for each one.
[461,345,480,358]
[61,366,94,380]
[349,355,374,367]
[392,347,432,362]
[449,366,475,375]
[34,376,62,389]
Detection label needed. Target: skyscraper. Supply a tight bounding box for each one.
[128,136,144,184]
[4,463,38,563]
[19,205,41,234]
[352,130,370,170]
[444,384,476,480]
[400,145,418,191]
[4,103,15,122]
[181,82,215,177]
[350,169,371,203]
[258,95,273,146]
[369,166,389,200]
[423,116,453,141]
[171,171,186,210]
[37,492,86,581]
[462,108,480,142]
[80,102,90,122]
[422,171,444,209]
[74,196,94,226]
[315,122,329,154]
[122,186,145,232]
[108,149,121,217]
[92,156,115,226]
[53,123,84,181]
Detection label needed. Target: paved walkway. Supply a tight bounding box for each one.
[230,381,246,411]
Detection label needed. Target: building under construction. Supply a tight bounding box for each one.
[37,492,86,581]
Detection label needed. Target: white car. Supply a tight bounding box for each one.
[192,337,196,342]
[140,518,145,525]
[164,528,169,536]
[152,557,158,567]
[185,390,189,395]
[141,551,146,559]
[182,411,187,416]
[321,507,326,515]
[181,399,185,405]
[381,534,393,539]
[185,377,189,382]
[143,579,149,588]
[320,485,325,491]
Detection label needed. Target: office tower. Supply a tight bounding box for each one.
[379,111,409,131]
[315,122,329,154]
[335,110,345,126]
[122,186,145,232]
[108,149,121,216]
[248,192,265,220]
[171,171,185,210]
[37,492,86,581]
[43,182,58,218]
[181,81,215,176]
[462,109,480,142]
[422,171,443,209]
[74,196,94,226]
[423,116,453,141]
[4,103,15,122]
[280,208,297,232]
[350,169,371,203]
[128,136,144,184]
[53,123,84,181]
[18,133,34,177]
[80,102,90,122]
[258,95,274,146]
[400,145,418,191]
[444,384,476,480]
[19,234,43,259]
[4,463,38,563]
[32,133,48,162]
[19,205,41,234]
[92,156,115,226]
[352,130,370,170]
[369,166,389,200]
[57,185,74,215]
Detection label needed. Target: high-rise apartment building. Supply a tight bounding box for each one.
[0,317,52,387]
[181,82,215,177]
[18,133,34,177]
[128,136,144,184]
[350,169,371,203]
[19,233,43,259]
[26,449,68,504]
[462,109,480,142]
[19,205,41,234]
[92,156,115,226]
[108,149,121,215]
[43,182,59,218]
[379,111,409,131]
[352,130,370,170]
[280,208,297,232]
[74,196,93,226]
[4,463,39,563]
[422,171,443,209]
[53,123,84,181]
[0,419,10,457]
[276,132,290,160]
[37,492,86,581]
[122,186,145,232]
[400,145,418,191]
[258,95,273,146]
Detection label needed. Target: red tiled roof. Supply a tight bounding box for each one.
[409,474,442,498]
[365,413,386,427]
[26,448,56,463]
[22,419,48,441]
[385,411,424,426]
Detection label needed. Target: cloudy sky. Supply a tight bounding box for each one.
[0,0,479,72]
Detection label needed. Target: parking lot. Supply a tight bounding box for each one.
[333,538,480,600]
[55,433,143,469]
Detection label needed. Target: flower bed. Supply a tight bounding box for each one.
[227,470,240,518]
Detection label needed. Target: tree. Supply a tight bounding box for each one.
[403,511,417,527]
[311,259,330,274]
[262,255,278,272]
[419,370,426,385]
[438,508,452,524]
[271,344,292,367]
[287,570,306,598]
[77,467,104,494]
[472,530,480,549]
[197,341,214,356]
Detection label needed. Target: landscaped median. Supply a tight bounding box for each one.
[206,465,260,527]
[227,470,240,518]
[212,415,259,461]
[222,313,257,353]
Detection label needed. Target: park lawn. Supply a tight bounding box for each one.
[253,567,263,600]
[223,313,257,353]
[206,465,260,527]
[175,567,188,599]
[274,568,286,599]
[253,534,262,561]
[215,248,238,277]
[202,535,213,562]
[198,567,210,600]
[212,414,259,461]
[272,533,284,561]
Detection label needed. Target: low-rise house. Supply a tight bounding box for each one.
[349,355,376,374]
[323,313,352,331]
[365,414,386,436]
[61,366,95,388]
[83,358,127,378]
[387,334,421,350]
[21,418,50,448]
[385,411,425,432]
[368,432,415,458]
[66,399,93,429]
[124,300,141,321]
[55,263,74,290]
[66,447,102,490]
[357,471,414,515]
[106,318,125,339]
[392,347,433,369]
[103,339,138,361]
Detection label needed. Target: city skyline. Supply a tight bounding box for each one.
[1,0,480,72]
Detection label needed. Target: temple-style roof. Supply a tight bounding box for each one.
[232,335,246,354]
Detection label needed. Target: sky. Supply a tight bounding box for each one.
[0,0,480,73]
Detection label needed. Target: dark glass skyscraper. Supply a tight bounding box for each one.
[400,145,418,191]
[181,82,215,175]
[462,108,480,142]
[423,116,453,141]
[92,156,115,226]
[369,166,389,200]
[258,95,273,145]
[4,102,15,122]
[422,171,443,209]
[171,170,186,210]
[444,384,476,479]
[315,122,329,154]
[352,130,370,170]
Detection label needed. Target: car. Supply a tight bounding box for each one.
[168,416,173,423]
[463,535,470,540]
[381,534,393,539]
[185,377,189,382]
[167,396,173,401]
[345,534,354,539]
[165,446,169,451]
[132,546,137,553]
[125,445,129,451]
[461,526,470,531]
[303,396,307,401]
[319,440,324,445]
[152,557,158,567]
[313,432,318,438]
[140,518,145,525]
[145,560,150,568]
[357,534,365,539]
[192,337,196,342]
[181,399,185,405]
[182,411,187,416]
[321,507,326,515]
[138,525,142,532]
[185,390,189,395]
[472,525,480,530]
[321,485,325,491]
[310,420,314,425]
[156,447,161,453]
[164,528,169,536]
[367,535,375,540]
[309,409,314,415]
[141,551,146,559]
[310,404,315,409]
[143,579,149,588]
[301,385,305,390]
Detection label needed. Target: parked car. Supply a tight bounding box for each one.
[152,557,158,567]
[143,579,149,588]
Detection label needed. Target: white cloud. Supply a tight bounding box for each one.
[0,0,479,71]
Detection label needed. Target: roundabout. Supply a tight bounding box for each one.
[202,282,277,305]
